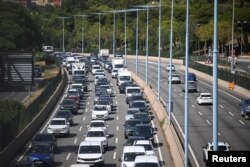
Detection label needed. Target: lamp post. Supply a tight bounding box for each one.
[92,13,105,54]
[168,0,174,124]
[157,0,162,100]
[231,0,235,73]
[133,5,157,85]
[75,15,88,54]
[58,17,70,52]
[184,0,190,166]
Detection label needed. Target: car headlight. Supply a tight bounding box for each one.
[123,164,128,167]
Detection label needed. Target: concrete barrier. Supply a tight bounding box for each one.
[131,72,184,167]
[0,68,67,167]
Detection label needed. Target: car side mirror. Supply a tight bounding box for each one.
[239,103,242,106]
[202,146,206,149]
[75,151,78,154]
[87,125,90,128]
[119,158,122,162]
[106,135,109,137]
[67,122,70,125]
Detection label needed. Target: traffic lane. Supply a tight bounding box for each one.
[127,61,249,167]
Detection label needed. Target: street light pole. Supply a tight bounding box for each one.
[58,17,70,53]
[231,0,235,73]
[237,21,247,57]
[136,9,139,75]
[157,0,162,100]
[75,15,88,54]
[168,0,174,124]
[92,13,104,54]
[113,13,116,56]
[124,11,127,67]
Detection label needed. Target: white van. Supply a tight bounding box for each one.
[91,65,101,75]
[125,86,141,100]
[120,146,146,167]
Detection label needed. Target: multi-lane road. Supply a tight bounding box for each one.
[10,66,174,167]
[126,59,250,167]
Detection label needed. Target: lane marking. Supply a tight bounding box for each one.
[174,89,177,92]
[180,93,183,97]
[79,126,82,132]
[87,101,89,105]
[191,104,195,108]
[229,112,234,116]
[86,108,88,113]
[83,117,85,121]
[206,120,211,125]
[116,126,119,131]
[116,101,118,105]
[74,138,78,144]
[116,116,119,120]
[115,137,118,144]
[113,152,116,159]
[198,111,203,116]
[239,120,245,125]
[17,144,31,161]
[219,104,224,109]
[66,153,71,161]
[218,132,221,136]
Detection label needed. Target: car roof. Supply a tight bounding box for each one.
[51,117,66,121]
[88,127,106,131]
[134,140,151,145]
[71,83,83,86]
[134,155,159,163]
[200,93,212,96]
[127,108,140,111]
[208,142,229,146]
[90,120,105,123]
[123,146,145,153]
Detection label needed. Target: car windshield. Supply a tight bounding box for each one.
[134,127,152,136]
[31,145,50,153]
[127,89,140,93]
[113,70,118,73]
[90,122,105,127]
[33,134,53,142]
[98,101,109,105]
[127,109,139,115]
[131,102,146,108]
[50,120,65,125]
[135,163,158,167]
[131,96,144,101]
[124,152,145,161]
[115,64,123,68]
[94,106,107,111]
[56,111,70,117]
[210,145,228,151]
[79,146,101,154]
[67,91,78,96]
[74,71,85,75]
[134,114,148,120]
[201,95,211,98]
[93,66,100,69]
[62,100,74,105]
[135,144,153,151]
[71,85,82,89]
[120,76,130,81]
[172,74,179,77]
[96,69,104,72]
[126,121,140,127]
[87,131,105,137]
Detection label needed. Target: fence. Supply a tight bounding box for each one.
[183,56,250,90]
[0,67,62,151]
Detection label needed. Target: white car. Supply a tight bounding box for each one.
[100,85,114,95]
[202,142,231,165]
[95,69,105,75]
[112,69,118,78]
[70,83,84,93]
[197,93,213,105]
[96,100,111,113]
[168,74,181,84]
[76,141,104,165]
[134,155,160,167]
[84,127,109,149]
[87,120,108,130]
[91,65,101,74]
[166,64,175,71]
[125,108,140,121]
[92,105,109,120]
[133,140,155,155]
[47,118,70,136]
[120,146,146,167]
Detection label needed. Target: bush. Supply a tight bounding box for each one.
[0,100,25,124]
[44,53,55,65]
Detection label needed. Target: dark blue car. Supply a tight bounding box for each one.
[27,143,54,167]
[239,99,250,119]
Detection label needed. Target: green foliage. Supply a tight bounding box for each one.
[0,100,25,124]
[0,1,43,52]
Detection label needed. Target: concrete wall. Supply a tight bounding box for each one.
[0,68,66,167]
[131,72,184,167]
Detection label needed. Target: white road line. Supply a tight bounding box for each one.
[180,93,183,97]
[116,101,118,105]
[239,120,245,125]
[206,120,211,125]
[192,104,195,108]
[164,82,167,85]
[219,104,224,109]
[83,117,85,121]
[229,112,234,116]
[17,144,31,161]
[87,101,89,105]
[174,89,177,92]
[66,153,71,161]
[218,132,221,136]
[116,126,119,131]
[198,111,203,116]
[115,137,118,144]
[151,121,164,167]
[74,138,78,144]
[113,152,117,159]
[114,91,116,94]
[79,126,82,132]
[86,108,88,112]
[116,116,119,120]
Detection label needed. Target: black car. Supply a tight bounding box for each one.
[124,136,146,146]
[60,99,78,115]
[128,94,145,107]
[34,66,42,77]
[107,65,112,73]
[124,119,142,139]
[74,77,88,92]
[133,112,152,124]
[118,81,134,93]
[54,110,74,125]
[133,124,156,144]
[129,100,149,113]
[31,133,57,152]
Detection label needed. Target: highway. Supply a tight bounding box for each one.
[10,66,173,167]
[126,59,250,167]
